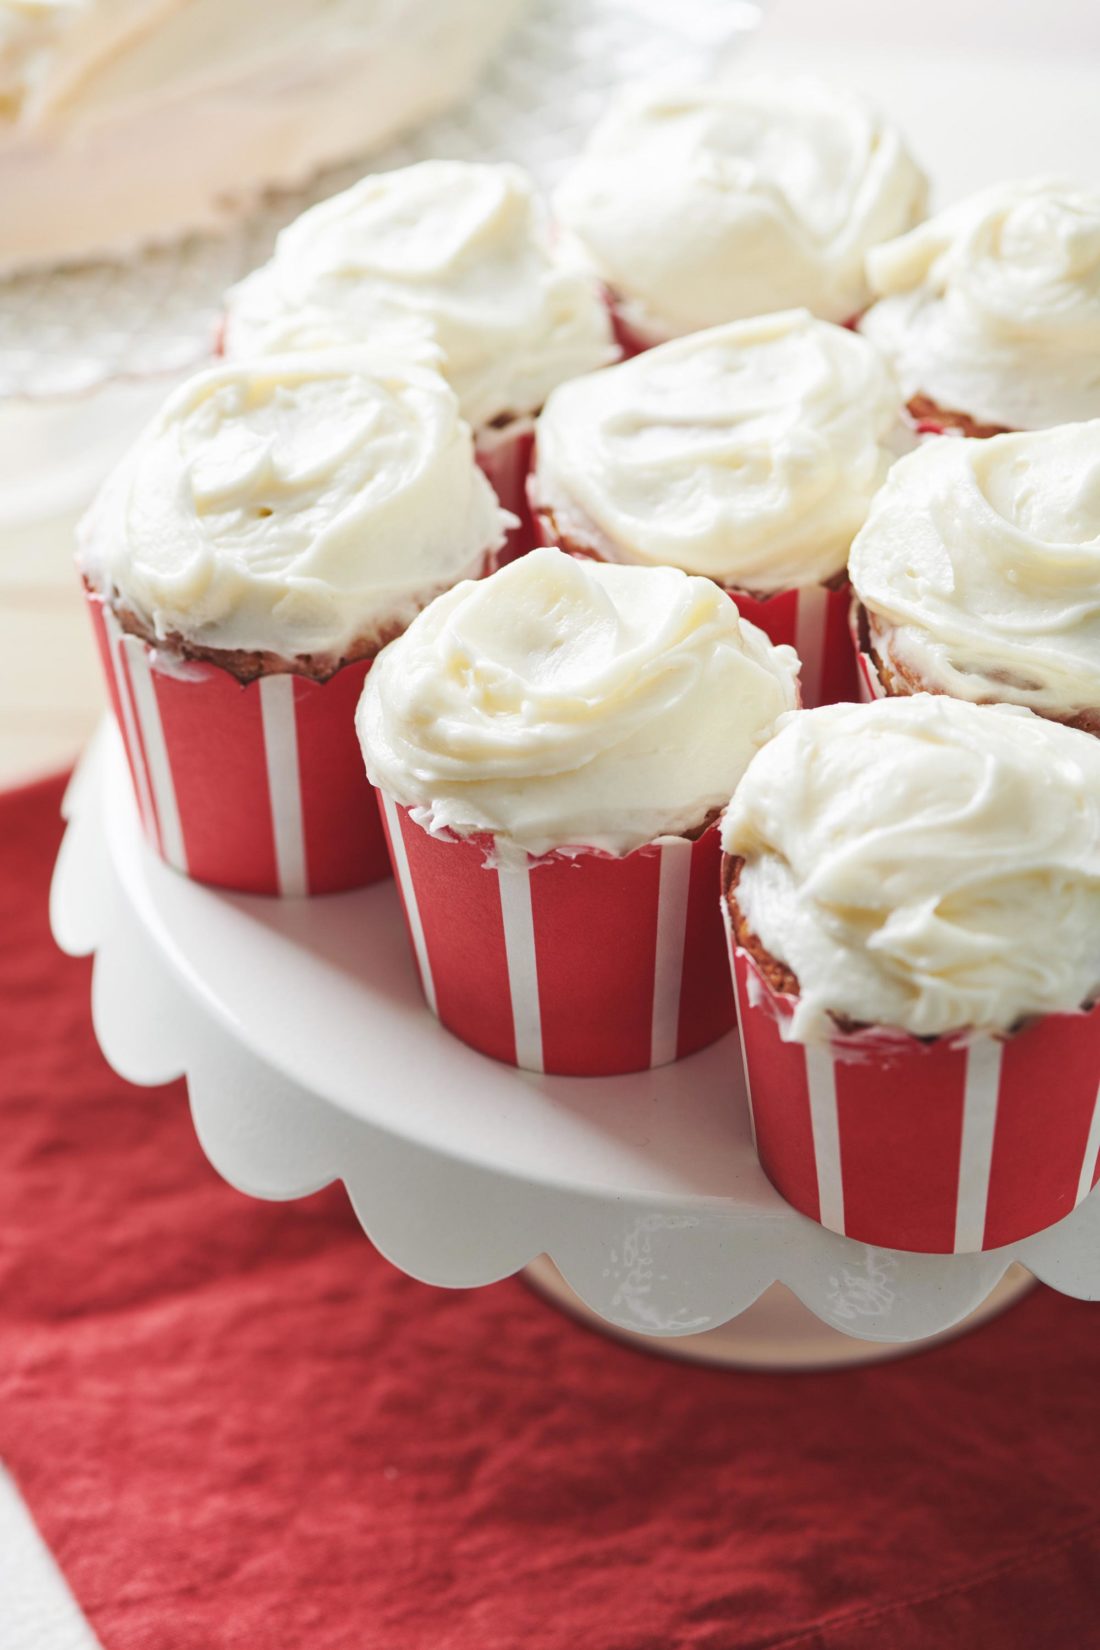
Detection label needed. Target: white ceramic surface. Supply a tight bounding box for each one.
[50,726,1100,1351]
[523,1259,1036,1370]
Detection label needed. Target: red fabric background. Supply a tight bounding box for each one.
[2,773,1099,1649]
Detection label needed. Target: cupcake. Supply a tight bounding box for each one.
[722,695,1100,1253]
[79,349,509,896]
[849,422,1100,732]
[553,75,927,352]
[357,545,799,1075]
[224,160,619,559]
[861,178,1100,435]
[530,310,904,706]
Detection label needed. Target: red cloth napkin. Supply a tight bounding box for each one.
[2,772,1100,1650]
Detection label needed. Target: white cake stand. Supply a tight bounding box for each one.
[50,728,1100,1369]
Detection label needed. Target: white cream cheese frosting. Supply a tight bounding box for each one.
[862,178,1100,431]
[849,423,1100,721]
[0,0,525,273]
[553,74,927,342]
[78,350,509,663]
[225,161,618,434]
[533,311,904,593]
[357,545,800,857]
[723,695,1100,1042]
[0,0,79,114]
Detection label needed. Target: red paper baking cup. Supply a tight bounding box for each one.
[477,424,537,565]
[378,798,734,1075]
[730,946,1100,1253]
[729,583,857,709]
[87,593,388,896]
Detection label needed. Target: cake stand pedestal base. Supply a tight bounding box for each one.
[523,1258,1036,1371]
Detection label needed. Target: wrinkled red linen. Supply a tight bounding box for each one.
[1,773,1099,1649]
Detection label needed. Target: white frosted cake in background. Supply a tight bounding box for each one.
[0,0,526,273]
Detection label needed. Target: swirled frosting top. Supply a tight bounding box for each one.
[723,695,1100,1041]
[553,74,927,340]
[862,178,1100,430]
[224,160,618,431]
[78,349,509,662]
[533,310,904,592]
[358,545,800,856]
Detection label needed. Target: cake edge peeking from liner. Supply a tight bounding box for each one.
[847,420,1100,733]
[860,177,1100,436]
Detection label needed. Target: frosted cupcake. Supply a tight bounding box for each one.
[849,422,1100,732]
[530,310,904,705]
[723,695,1100,1253]
[79,350,509,896]
[357,546,799,1075]
[554,75,927,351]
[861,178,1100,435]
[224,160,618,557]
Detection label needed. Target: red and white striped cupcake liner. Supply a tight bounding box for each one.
[730,947,1100,1254]
[378,798,734,1076]
[729,582,858,709]
[87,594,388,896]
[477,425,537,565]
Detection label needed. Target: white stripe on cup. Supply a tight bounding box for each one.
[124,635,188,874]
[259,674,308,897]
[650,837,693,1068]
[954,1039,1003,1253]
[380,794,436,1016]
[732,956,759,1150]
[805,1043,845,1234]
[495,853,544,1073]
[794,584,828,707]
[1074,1081,1100,1208]
[857,651,883,704]
[101,608,157,841]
